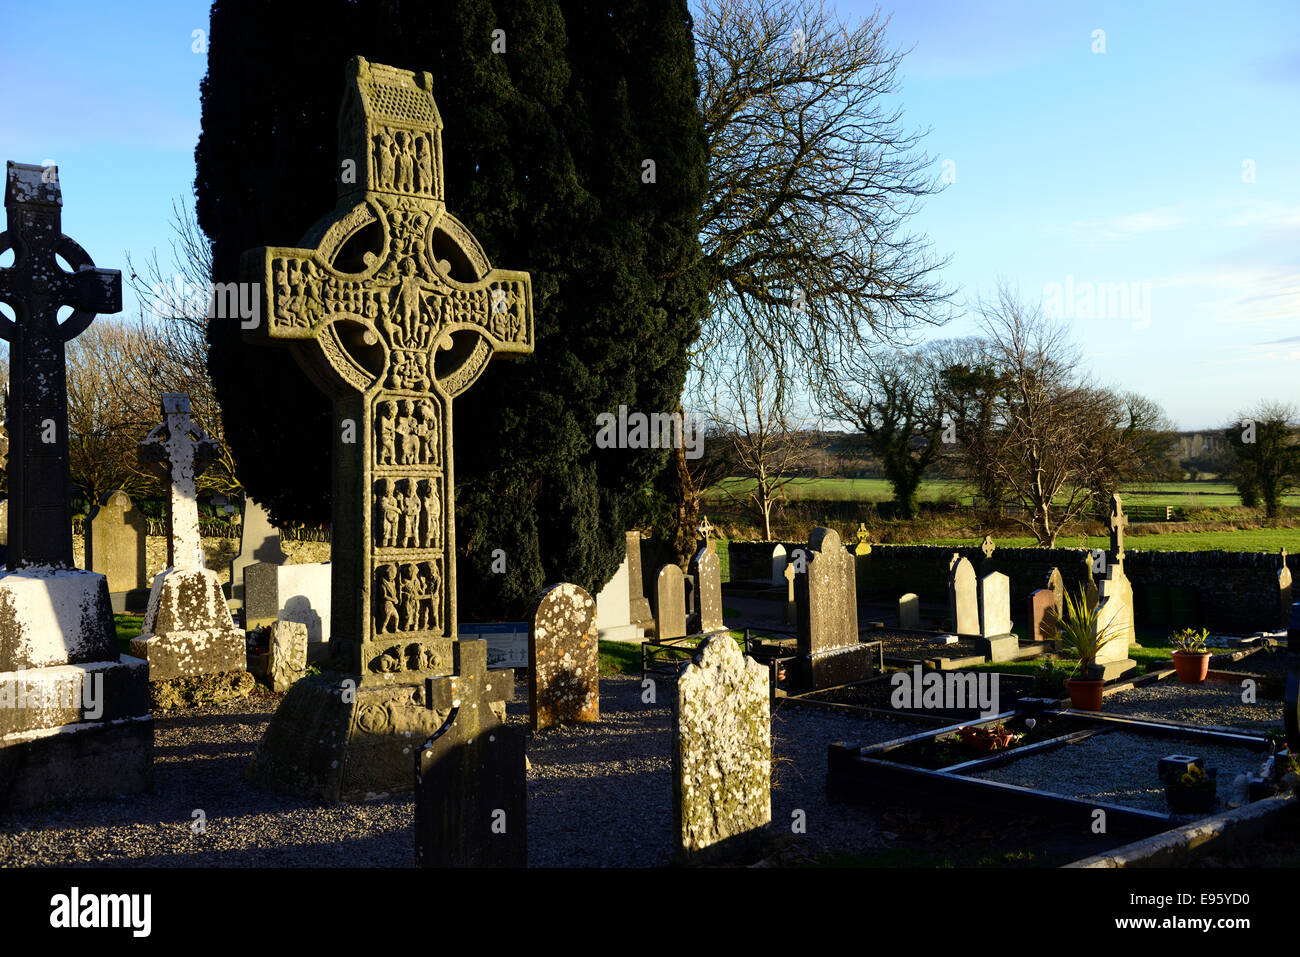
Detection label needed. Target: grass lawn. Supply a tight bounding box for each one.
[115,614,143,656]
[913,528,1300,552]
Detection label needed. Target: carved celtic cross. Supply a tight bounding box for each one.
[0,162,122,569]
[243,57,534,681]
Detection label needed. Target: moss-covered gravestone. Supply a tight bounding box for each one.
[242,57,531,802]
[86,489,148,613]
[529,583,599,731]
[0,161,152,810]
[672,634,770,864]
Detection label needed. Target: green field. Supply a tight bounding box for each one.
[707,477,1300,509]
[912,529,1299,552]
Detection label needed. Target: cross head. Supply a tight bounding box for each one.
[242,58,533,681]
[696,515,715,548]
[0,162,121,568]
[139,393,218,571]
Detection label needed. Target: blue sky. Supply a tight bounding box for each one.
[1,0,1296,430]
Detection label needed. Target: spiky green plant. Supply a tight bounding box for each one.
[1170,627,1210,654]
[1054,587,1120,673]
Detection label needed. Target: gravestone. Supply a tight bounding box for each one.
[689,537,726,635]
[594,555,642,641]
[1092,494,1137,680]
[1028,588,1056,644]
[782,562,796,624]
[243,58,527,802]
[0,160,151,809]
[86,489,148,613]
[415,639,526,867]
[131,394,245,682]
[794,527,874,689]
[1045,567,1066,618]
[853,523,872,556]
[656,564,687,640]
[948,554,979,635]
[244,560,332,646]
[770,543,788,586]
[626,531,655,631]
[671,633,770,864]
[529,583,599,730]
[1080,554,1099,611]
[979,535,997,576]
[269,620,308,693]
[898,593,920,630]
[230,496,287,605]
[1279,549,1292,631]
[975,570,1017,661]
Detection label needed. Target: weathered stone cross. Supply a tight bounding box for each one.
[1108,493,1127,563]
[243,57,533,680]
[139,393,218,571]
[0,162,121,568]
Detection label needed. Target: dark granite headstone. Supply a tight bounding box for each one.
[415,640,526,867]
[794,527,873,689]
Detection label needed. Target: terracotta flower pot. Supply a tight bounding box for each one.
[1066,677,1104,711]
[1172,650,1211,684]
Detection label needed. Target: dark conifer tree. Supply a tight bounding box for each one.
[196,0,707,617]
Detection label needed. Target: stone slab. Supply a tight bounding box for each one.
[948,554,979,636]
[978,570,1012,637]
[898,593,920,629]
[0,715,153,812]
[974,634,1019,663]
[133,567,245,681]
[0,567,116,670]
[269,620,308,693]
[655,564,686,640]
[244,561,331,642]
[246,641,512,804]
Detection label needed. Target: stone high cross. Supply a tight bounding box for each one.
[0,162,121,568]
[1108,493,1127,563]
[243,58,533,680]
[139,393,218,571]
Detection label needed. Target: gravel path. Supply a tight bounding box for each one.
[1101,677,1283,734]
[969,730,1268,813]
[0,676,917,868]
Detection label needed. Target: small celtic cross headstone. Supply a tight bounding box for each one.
[139,393,218,571]
[696,515,715,549]
[0,162,122,568]
[243,57,534,680]
[980,534,996,559]
[1109,493,1128,563]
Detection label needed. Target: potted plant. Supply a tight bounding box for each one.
[1054,587,1119,711]
[1170,627,1212,683]
[958,722,1019,753]
[1162,762,1217,814]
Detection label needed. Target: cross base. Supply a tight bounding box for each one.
[133,568,246,682]
[246,648,513,804]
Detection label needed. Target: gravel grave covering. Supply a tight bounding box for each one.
[1101,677,1283,734]
[0,675,920,868]
[877,632,985,661]
[968,730,1269,813]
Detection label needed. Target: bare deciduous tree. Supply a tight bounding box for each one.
[708,343,815,539]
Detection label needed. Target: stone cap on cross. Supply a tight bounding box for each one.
[1108,493,1128,562]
